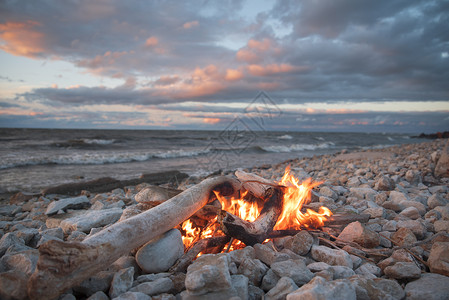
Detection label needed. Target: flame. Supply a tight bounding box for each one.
[180,166,332,251]
[274,166,331,230]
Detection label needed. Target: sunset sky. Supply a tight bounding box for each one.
[0,0,448,133]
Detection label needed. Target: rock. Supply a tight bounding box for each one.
[429,185,448,194]
[270,259,314,287]
[384,262,421,280]
[169,272,186,295]
[135,229,184,273]
[136,273,170,283]
[45,195,91,215]
[374,175,396,191]
[231,274,249,300]
[185,254,232,295]
[405,273,449,300]
[319,186,338,200]
[112,291,151,300]
[129,277,173,296]
[363,207,386,219]
[9,191,36,204]
[382,220,398,232]
[87,291,109,300]
[109,267,135,299]
[399,206,421,219]
[428,242,449,276]
[228,245,255,266]
[265,277,298,300]
[331,266,356,279]
[60,208,123,233]
[428,194,449,209]
[391,227,417,246]
[261,269,281,292]
[0,270,29,300]
[349,188,377,201]
[397,220,427,239]
[434,206,449,220]
[254,242,290,266]
[307,262,330,272]
[0,205,21,217]
[110,256,140,274]
[286,276,356,300]
[311,245,353,268]
[355,263,381,278]
[435,139,449,177]
[406,170,422,185]
[0,233,25,256]
[283,231,314,255]
[338,221,380,248]
[135,186,181,205]
[74,271,115,297]
[237,258,268,286]
[248,285,265,300]
[349,275,405,300]
[434,220,449,232]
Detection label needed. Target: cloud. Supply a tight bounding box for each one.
[0,21,45,57]
[183,20,199,29]
[145,36,159,47]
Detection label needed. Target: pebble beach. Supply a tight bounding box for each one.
[1,138,449,299]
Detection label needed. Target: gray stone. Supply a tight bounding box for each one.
[434,220,449,232]
[185,254,232,295]
[379,231,392,247]
[338,221,380,248]
[45,195,90,215]
[231,274,248,300]
[0,233,25,256]
[399,206,420,219]
[311,245,353,268]
[435,139,449,177]
[265,277,298,300]
[109,267,135,298]
[349,188,377,201]
[363,207,386,219]
[428,242,449,276]
[331,266,356,279]
[228,245,255,266]
[135,229,184,273]
[384,262,421,280]
[401,200,427,216]
[391,227,417,246]
[382,220,398,232]
[429,185,448,194]
[283,230,314,255]
[397,219,427,239]
[0,205,21,217]
[254,242,290,266]
[0,270,29,300]
[237,258,268,286]
[434,205,449,220]
[375,175,395,191]
[406,170,422,185]
[270,259,314,287]
[87,291,109,300]
[320,186,338,200]
[286,276,356,300]
[348,275,405,300]
[60,208,123,233]
[136,273,170,283]
[59,294,76,300]
[261,269,281,292]
[389,191,408,203]
[248,285,265,300]
[112,291,151,300]
[307,262,330,272]
[130,277,173,296]
[355,263,381,278]
[405,273,449,300]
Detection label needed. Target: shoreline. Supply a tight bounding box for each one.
[3,138,447,202]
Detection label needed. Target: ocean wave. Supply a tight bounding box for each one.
[0,148,211,169]
[261,142,335,153]
[82,138,116,145]
[278,134,293,140]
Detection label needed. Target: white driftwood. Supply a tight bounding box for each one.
[235,170,276,198]
[28,176,241,300]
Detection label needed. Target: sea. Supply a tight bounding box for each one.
[0,128,426,193]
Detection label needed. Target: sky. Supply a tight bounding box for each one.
[0,0,448,133]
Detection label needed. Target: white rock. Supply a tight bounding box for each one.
[405,273,449,300]
[60,208,123,233]
[283,231,314,255]
[287,276,356,300]
[136,229,184,274]
[311,245,353,269]
[237,258,268,286]
[270,259,314,287]
[265,277,298,300]
[338,221,380,248]
[129,277,173,296]
[384,262,421,280]
[331,266,356,279]
[45,195,90,215]
[109,267,135,299]
[112,291,151,300]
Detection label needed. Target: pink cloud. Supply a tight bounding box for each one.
[183,20,199,29]
[145,36,158,47]
[247,63,305,76]
[0,21,46,57]
[236,38,281,63]
[203,117,221,124]
[225,69,243,81]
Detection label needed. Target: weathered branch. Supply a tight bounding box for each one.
[28,176,241,300]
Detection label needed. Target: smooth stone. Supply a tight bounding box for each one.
[374,175,396,191]
[45,195,90,215]
[248,285,265,300]
[391,227,417,246]
[74,271,115,297]
[135,229,184,273]
[261,269,281,292]
[231,274,248,300]
[435,140,449,177]
[348,275,405,300]
[254,242,290,266]
[399,206,420,219]
[331,266,356,279]
[319,186,338,200]
[112,291,151,300]
[286,276,356,300]
[397,219,427,239]
[283,230,314,255]
[428,242,449,276]
[0,270,29,300]
[434,220,449,232]
[237,258,268,286]
[355,263,381,277]
[405,273,449,300]
[185,254,232,295]
[265,277,298,300]
[130,277,173,296]
[270,259,314,287]
[228,246,255,266]
[384,262,421,280]
[310,245,353,269]
[427,194,449,209]
[338,221,380,248]
[87,291,109,300]
[0,249,39,275]
[60,208,123,233]
[434,206,449,220]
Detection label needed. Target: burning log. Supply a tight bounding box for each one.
[219,186,284,246]
[28,176,241,300]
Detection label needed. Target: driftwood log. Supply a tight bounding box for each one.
[28,176,241,300]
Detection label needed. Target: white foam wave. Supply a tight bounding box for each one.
[262,142,334,153]
[278,134,293,140]
[83,139,116,145]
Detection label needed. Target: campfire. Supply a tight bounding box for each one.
[178,167,333,260]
